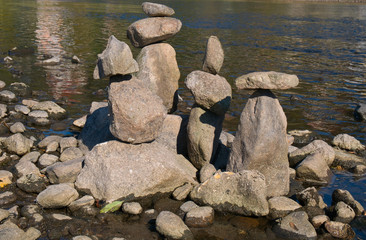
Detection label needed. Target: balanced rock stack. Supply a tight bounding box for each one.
[227,71,299,197]
[76,3,198,202]
[185,36,232,169]
[128,2,181,112]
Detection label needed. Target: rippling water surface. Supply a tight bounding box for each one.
[0,0,365,238]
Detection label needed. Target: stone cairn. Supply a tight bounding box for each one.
[185,36,232,169]
[227,71,299,197]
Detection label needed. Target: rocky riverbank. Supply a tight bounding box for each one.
[0,2,365,240]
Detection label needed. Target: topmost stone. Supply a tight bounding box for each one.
[235,71,299,90]
[93,35,139,79]
[142,2,175,17]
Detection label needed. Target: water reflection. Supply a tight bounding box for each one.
[35,0,87,101]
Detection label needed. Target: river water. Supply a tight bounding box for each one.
[0,0,365,238]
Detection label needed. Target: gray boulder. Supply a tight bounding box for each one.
[127,17,182,48]
[267,196,302,220]
[332,133,365,151]
[172,183,193,201]
[142,2,175,17]
[156,211,193,240]
[272,211,317,240]
[46,157,84,184]
[75,141,197,202]
[78,106,116,150]
[332,189,364,216]
[93,35,138,79]
[32,101,66,119]
[108,75,167,144]
[180,201,199,213]
[227,90,289,197]
[4,133,33,156]
[36,183,79,208]
[295,152,333,184]
[0,90,17,102]
[187,105,224,169]
[136,43,180,112]
[199,163,217,183]
[235,71,299,90]
[311,215,330,229]
[289,140,335,167]
[185,70,232,115]
[190,170,269,216]
[355,103,366,120]
[202,36,224,75]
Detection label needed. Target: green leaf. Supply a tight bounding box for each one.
[100,201,123,213]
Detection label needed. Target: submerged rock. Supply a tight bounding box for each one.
[4,133,33,156]
[227,90,289,197]
[354,103,366,121]
[202,36,224,75]
[127,17,182,48]
[0,90,17,102]
[142,2,175,17]
[108,75,167,144]
[185,206,214,227]
[0,221,41,240]
[93,35,139,79]
[332,148,366,170]
[136,43,180,112]
[190,170,269,217]
[75,141,197,202]
[32,101,66,119]
[185,70,232,115]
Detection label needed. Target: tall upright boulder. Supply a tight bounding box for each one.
[187,105,224,169]
[202,36,224,75]
[227,90,289,197]
[136,43,180,112]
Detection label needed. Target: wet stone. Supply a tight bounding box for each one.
[0,90,17,102]
[180,201,199,213]
[16,173,47,193]
[354,103,366,121]
[333,201,356,223]
[20,204,41,218]
[324,221,355,239]
[68,195,94,213]
[332,134,365,151]
[172,183,193,201]
[9,82,31,96]
[0,191,17,205]
[38,153,59,168]
[351,164,366,174]
[60,137,78,152]
[22,99,39,109]
[311,215,330,229]
[122,202,143,215]
[185,206,214,228]
[19,151,40,163]
[332,189,364,216]
[296,187,327,209]
[14,105,30,115]
[10,122,26,133]
[32,101,66,119]
[71,55,80,64]
[0,170,13,186]
[59,147,83,162]
[0,81,5,89]
[156,211,193,240]
[0,209,9,221]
